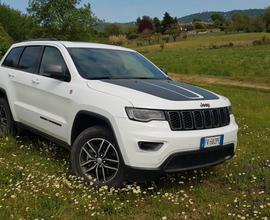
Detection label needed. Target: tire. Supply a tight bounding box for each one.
[71,126,125,187]
[0,98,15,137]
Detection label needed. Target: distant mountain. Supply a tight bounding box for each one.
[179,9,266,22]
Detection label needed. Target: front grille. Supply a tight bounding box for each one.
[167,107,230,131]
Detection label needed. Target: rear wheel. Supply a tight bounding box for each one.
[71,126,125,187]
[0,98,14,137]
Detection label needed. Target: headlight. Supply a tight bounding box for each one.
[126,107,166,122]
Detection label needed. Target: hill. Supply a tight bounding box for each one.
[179,9,265,22]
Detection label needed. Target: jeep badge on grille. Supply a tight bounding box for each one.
[200,103,210,108]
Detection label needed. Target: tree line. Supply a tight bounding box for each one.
[0,0,270,52]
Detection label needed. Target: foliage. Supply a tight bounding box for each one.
[139,29,155,44]
[162,12,177,33]
[104,23,122,36]
[27,0,97,41]
[264,6,270,32]
[0,24,12,58]
[122,25,138,40]
[0,3,36,41]
[165,24,182,42]
[253,36,270,46]
[153,17,162,33]
[108,35,128,46]
[231,14,250,32]
[137,16,154,33]
[211,13,227,30]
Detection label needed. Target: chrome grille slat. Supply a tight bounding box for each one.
[167,107,230,131]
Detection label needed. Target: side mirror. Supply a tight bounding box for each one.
[160,67,168,75]
[43,64,70,82]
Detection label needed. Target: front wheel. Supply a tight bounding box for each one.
[0,98,15,137]
[71,126,125,187]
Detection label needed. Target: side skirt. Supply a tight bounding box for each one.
[15,122,71,150]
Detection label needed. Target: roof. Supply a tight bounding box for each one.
[11,40,135,52]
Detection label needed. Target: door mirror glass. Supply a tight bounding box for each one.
[43,64,70,81]
[44,64,63,75]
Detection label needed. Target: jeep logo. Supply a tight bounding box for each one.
[200,103,210,108]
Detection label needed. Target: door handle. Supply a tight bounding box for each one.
[8,73,15,79]
[32,79,40,85]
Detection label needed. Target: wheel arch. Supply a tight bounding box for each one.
[71,110,118,146]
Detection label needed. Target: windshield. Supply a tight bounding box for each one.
[68,48,167,80]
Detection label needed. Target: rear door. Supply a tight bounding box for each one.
[6,46,44,126]
[1,46,25,120]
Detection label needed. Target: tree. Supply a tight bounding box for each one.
[0,3,36,41]
[137,16,153,33]
[140,29,154,45]
[211,13,226,30]
[153,17,162,33]
[28,0,97,41]
[0,24,12,57]
[231,14,250,32]
[104,24,122,36]
[166,23,182,42]
[263,6,270,32]
[248,16,265,32]
[122,25,138,40]
[162,12,176,32]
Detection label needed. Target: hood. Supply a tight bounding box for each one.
[87,79,227,109]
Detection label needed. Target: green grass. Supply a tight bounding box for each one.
[0,85,269,220]
[134,33,270,84]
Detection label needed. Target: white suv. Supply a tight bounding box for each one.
[0,40,238,186]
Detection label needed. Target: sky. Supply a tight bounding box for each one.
[1,0,270,22]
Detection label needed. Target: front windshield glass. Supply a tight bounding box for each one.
[68,48,167,80]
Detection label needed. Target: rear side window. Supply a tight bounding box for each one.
[2,47,24,68]
[18,46,42,73]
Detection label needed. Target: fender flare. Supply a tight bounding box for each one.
[71,110,119,145]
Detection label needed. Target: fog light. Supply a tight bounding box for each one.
[138,142,164,151]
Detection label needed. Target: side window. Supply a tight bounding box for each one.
[18,46,42,73]
[39,46,69,77]
[2,47,24,68]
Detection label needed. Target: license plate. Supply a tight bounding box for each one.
[200,135,224,150]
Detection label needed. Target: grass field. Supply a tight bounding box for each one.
[135,33,270,84]
[0,84,269,220]
[0,33,270,219]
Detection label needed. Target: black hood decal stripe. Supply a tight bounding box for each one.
[142,81,203,99]
[101,79,219,101]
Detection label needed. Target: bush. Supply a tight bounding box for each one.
[108,35,128,46]
[209,42,234,49]
[252,36,270,46]
[182,34,188,40]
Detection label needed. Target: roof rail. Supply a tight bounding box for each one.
[22,38,59,42]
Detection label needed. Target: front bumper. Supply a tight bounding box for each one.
[125,144,234,180]
[114,115,238,169]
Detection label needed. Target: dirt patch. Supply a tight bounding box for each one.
[170,73,270,90]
